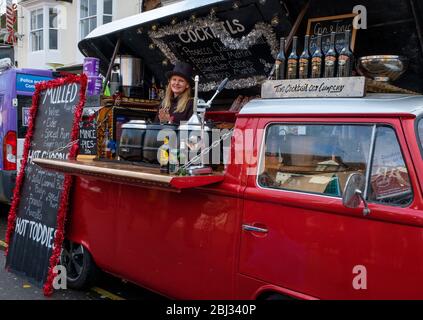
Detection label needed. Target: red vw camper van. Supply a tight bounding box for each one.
[32,0,423,299]
[58,94,423,300]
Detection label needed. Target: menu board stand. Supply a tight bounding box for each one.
[5,74,87,296]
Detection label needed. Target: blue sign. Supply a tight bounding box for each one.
[22,107,30,127]
[16,73,52,93]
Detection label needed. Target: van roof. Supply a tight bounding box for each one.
[82,0,226,41]
[239,94,423,118]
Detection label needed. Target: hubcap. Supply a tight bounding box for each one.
[60,241,85,281]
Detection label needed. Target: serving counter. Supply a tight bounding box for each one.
[33,158,225,192]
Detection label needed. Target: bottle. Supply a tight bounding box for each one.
[103,131,108,159]
[149,76,158,100]
[168,146,179,174]
[160,136,170,173]
[178,141,188,176]
[179,141,187,166]
[311,34,324,78]
[158,82,165,100]
[275,37,286,80]
[110,65,121,95]
[337,30,354,77]
[287,36,299,79]
[107,140,116,159]
[324,32,337,78]
[267,64,276,80]
[299,35,311,79]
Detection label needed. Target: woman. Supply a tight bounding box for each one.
[155,61,194,124]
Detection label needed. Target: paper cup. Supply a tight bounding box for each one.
[87,76,103,96]
[83,57,100,77]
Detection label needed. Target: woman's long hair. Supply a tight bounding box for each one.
[162,80,192,113]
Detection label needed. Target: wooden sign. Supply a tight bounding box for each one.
[261,77,366,99]
[5,75,87,296]
[307,14,357,55]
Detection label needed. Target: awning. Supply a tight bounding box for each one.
[78,0,296,92]
[78,0,423,93]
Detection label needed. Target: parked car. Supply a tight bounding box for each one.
[62,94,423,299]
[0,68,53,204]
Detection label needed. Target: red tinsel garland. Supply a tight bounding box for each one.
[4,74,87,297]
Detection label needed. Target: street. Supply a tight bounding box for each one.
[0,205,166,301]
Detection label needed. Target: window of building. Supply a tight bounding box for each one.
[80,0,97,39]
[80,0,113,39]
[30,9,44,51]
[49,8,58,50]
[103,0,113,24]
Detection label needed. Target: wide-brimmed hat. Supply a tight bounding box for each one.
[166,61,193,84]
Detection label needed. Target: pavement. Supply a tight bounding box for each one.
[0,251,96,300]
[0,206,165,301]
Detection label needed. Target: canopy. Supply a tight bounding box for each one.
[78,0,423,93]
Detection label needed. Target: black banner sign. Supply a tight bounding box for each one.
[151,5,277,89]
[167,32,273,82]
[6,78,85,288]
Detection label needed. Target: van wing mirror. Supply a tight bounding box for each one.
[343,173,371,216]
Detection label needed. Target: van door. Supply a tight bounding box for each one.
[239,118,423,299]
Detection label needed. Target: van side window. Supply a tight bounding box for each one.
[368,126,412,206]
[258,124,373,197]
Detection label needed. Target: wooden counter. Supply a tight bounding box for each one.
[33,159,225,192]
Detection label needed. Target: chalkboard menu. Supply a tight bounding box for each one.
[79,118,97,156]
[307,14,357,55]
[6,76,86,290]
[78,95,100,157]
[149,5,278,91]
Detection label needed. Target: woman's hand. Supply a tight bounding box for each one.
[158,108,171,123]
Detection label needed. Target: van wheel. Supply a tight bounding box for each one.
[60,240,97,290]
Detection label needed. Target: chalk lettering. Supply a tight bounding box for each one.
[42,83,78,105]
[80,129,96,139]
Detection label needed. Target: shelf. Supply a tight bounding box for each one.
[102,97,160,111]
[33,159,225,191]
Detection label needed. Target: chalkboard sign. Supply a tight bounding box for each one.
[79,118,97,156]
[149,5,278,91]
[307,14,357,55]
[5,75,86,294]
[78,95,100,157]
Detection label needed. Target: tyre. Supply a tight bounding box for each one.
[60,240,97,290]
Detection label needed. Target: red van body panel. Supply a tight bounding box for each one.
[67,114,423,299]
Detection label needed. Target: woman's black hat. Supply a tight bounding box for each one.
[166,61,193,84]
